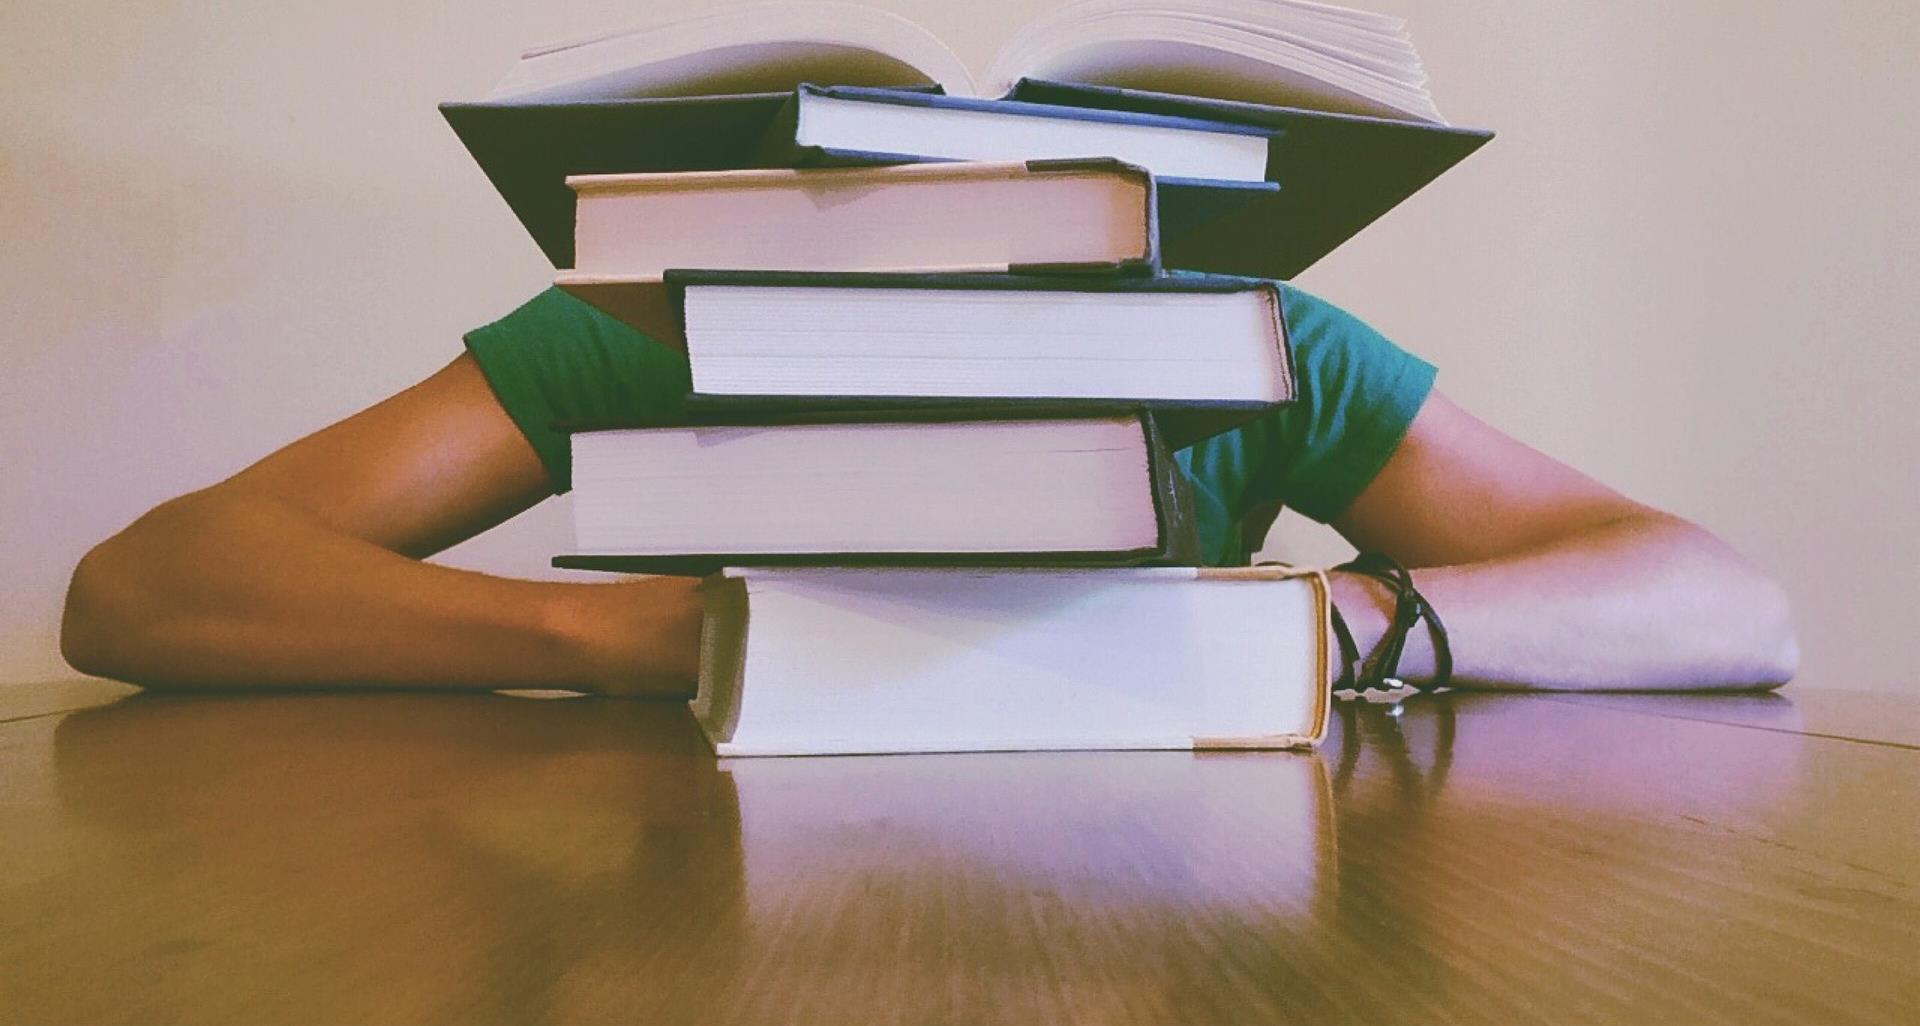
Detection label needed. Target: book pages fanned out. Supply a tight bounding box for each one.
[491,0,1447,123]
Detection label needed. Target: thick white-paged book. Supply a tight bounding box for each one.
[694,564,1333,756]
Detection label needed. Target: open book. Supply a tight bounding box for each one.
[490,0,1446,124]
[444,1,1489,278]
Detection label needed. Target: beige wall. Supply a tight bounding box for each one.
[3,0,1914,691]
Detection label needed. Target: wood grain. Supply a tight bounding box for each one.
[0,684,1913,1025]
[1546,688,1920,748]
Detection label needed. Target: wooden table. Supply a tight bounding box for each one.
[2,680,1914,1025]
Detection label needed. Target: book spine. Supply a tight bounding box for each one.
[750,92,805,169]
[662,267,1270,293]
[584,395,1282,451]
[553,548,1186,576]
[1138,411,1202,567]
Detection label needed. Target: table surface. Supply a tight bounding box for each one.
[2,679,1914,1026]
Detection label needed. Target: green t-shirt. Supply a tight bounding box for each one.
[464,284,1435,567]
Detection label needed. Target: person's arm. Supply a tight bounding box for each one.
[1324,391,1797,691]
[60,355,702,695]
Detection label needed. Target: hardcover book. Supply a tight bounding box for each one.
[555,410,1198,575]
[560,157,1162,281]
[560,269,1294,450]
[757,82,1278,185]
[692,564,1335,756]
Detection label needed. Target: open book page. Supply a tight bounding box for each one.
[991,0,1420,77]
[490,3,975,101]
[486,0,1442,122]
[994,7,1428,85]
[988,1,1441,120]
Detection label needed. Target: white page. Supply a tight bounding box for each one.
[683,284,1289,403]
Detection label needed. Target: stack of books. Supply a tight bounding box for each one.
[445,0,1489,756]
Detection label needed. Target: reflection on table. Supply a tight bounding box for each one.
[0,684,1911,1025]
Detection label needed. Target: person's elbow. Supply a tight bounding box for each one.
[1687,517,1798,689]
[1747,569,1800,689]
[62,538,136,680]
[1632,511,1799,691]
[60,494,211,683]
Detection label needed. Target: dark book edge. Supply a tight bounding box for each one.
[659,267,1271,292]
[794,82,1272,137]
[556,401,1170,433]
[1007,77,1494,138]
[1004,78,1495,279]
[668,396,1276,451]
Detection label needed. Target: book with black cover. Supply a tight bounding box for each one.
[553,407,1199,576]
[755,83,1283,187]
[1010,78,1491,279]
[440,85,1486,279]
[560,269,1293,451]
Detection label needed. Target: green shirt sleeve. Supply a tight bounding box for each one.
[1177,283,1435,563]
[1255,283,1436,521]
[462,287,691,493]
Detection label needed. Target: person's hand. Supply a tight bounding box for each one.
[557,575,705,698]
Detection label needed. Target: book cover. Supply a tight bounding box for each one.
[1010,78,1493,279]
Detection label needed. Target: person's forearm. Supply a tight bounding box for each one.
[1330,512,1798,691]
[61,490,701,694]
